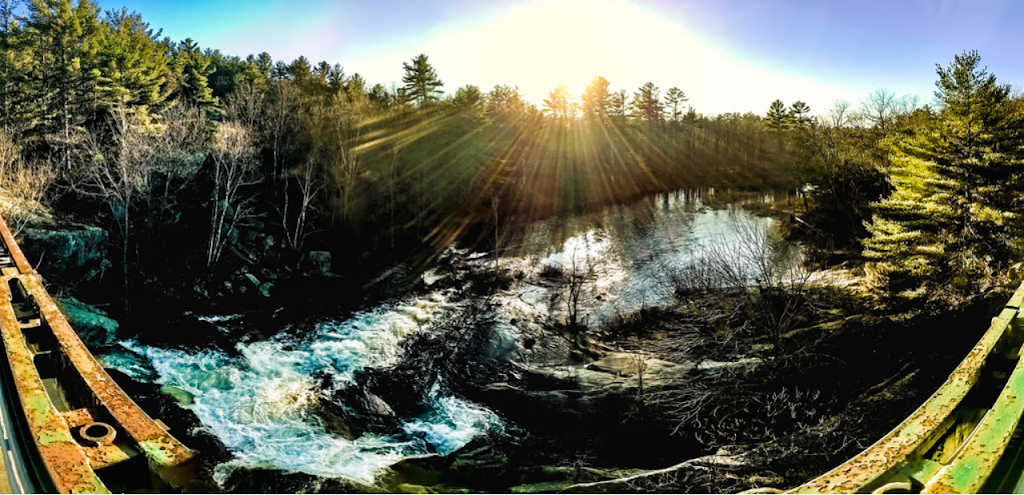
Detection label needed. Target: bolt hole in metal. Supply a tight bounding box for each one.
[78,422,116,446]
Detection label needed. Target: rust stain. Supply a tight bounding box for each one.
[788,293,1024,494]
[0,280,107,494]
[26,276,195,466]
[0,214,197,492]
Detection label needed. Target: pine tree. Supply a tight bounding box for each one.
[171,38,219,117]
[0,0,27,127]
[25,0,103,164]
[543,84,574,120]
[789,101,812,127]
[863,50,1024,295]
[631,82,663,123]
[610,90,628,119]
[450,84,484,118]
[486,84,525,121]
[580,76,611,123]
[664,87,687,122]
[95,8,170,114]
[766,99,792,131]
[401,53,443,109]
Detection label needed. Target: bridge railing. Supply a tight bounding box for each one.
[0,215,197,493]
[790,282,1024,494]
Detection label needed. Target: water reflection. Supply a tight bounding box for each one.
[495,190,797,327]
[99,190,797,488]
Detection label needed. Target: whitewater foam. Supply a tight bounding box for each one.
[103,290,505,487]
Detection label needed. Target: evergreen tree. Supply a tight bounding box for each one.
[288,55,312,87]
[171,38,219,117]
[25,0,103,162]
[486,84,525,121]
[664,87,687,122]
[451,84,484,116]
[580,76,611,123]
[327,63,344,94]
[401,53,443,109]
[610,89,628,119]
[255,52,272,78]
[543,84,574,120]
[0,0,27,127]
[271,60,288,81]
[345,72,365,100]
[631,82,663,123]
[766,99,792,131]
[95,8,170,113]
[789,100,812,127]
[863,50,1024,295]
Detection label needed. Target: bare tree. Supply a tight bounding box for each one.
[152,103,208,178]
[306,91,368,225]
[858,88,898,133]
[265,81,298,183]
[280,156,322,250]
[827,100,852,128]
[72,103,158,313]
[207,121,260,269]
[225,80,266,133]
[2,161,56,235]
[674,215,807,338]
[149,103,208,237]
[564,241,595,328]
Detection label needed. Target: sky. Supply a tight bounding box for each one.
[106,0,1024,117]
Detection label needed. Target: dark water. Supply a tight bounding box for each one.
[98,190,798,489]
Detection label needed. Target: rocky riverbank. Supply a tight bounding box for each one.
[15,209,1011,494]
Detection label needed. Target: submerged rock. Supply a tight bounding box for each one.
[161,384,194,405]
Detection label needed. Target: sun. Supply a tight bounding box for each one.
[507,0,644,98]
[425,0,671,103]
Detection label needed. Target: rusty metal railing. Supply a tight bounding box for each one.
[790,282,1024,493]
[0,215,196,494]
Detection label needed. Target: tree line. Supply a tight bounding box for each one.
[0,0,1015,309]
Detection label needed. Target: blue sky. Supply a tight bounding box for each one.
[103,0,1024,116]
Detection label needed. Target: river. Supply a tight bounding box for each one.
[97,190,800,491]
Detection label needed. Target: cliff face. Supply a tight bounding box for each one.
[18,224,109,287]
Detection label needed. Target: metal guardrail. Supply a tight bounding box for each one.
[0,214,197,494]
[790,282,1024,494]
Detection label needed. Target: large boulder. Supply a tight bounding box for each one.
[19,224,109,284]
[56,296,119,346]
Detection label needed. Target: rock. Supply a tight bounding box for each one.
[364,392,396,417]
[301,250,333,275]
[259,282,273,298]
[244,273,260,287]
[447,445,509,484]
[56,296,119,346]
[396,483,430,494]
[20,224,109,284]
[160,384,194,405]
[510,481,573,493]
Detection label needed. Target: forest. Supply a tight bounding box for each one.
[2,0,1024,493]
[3,0,1018,311]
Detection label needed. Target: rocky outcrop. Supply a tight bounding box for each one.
[56,296,119,346]
[19,224,109,285]
[480,352,761,426]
